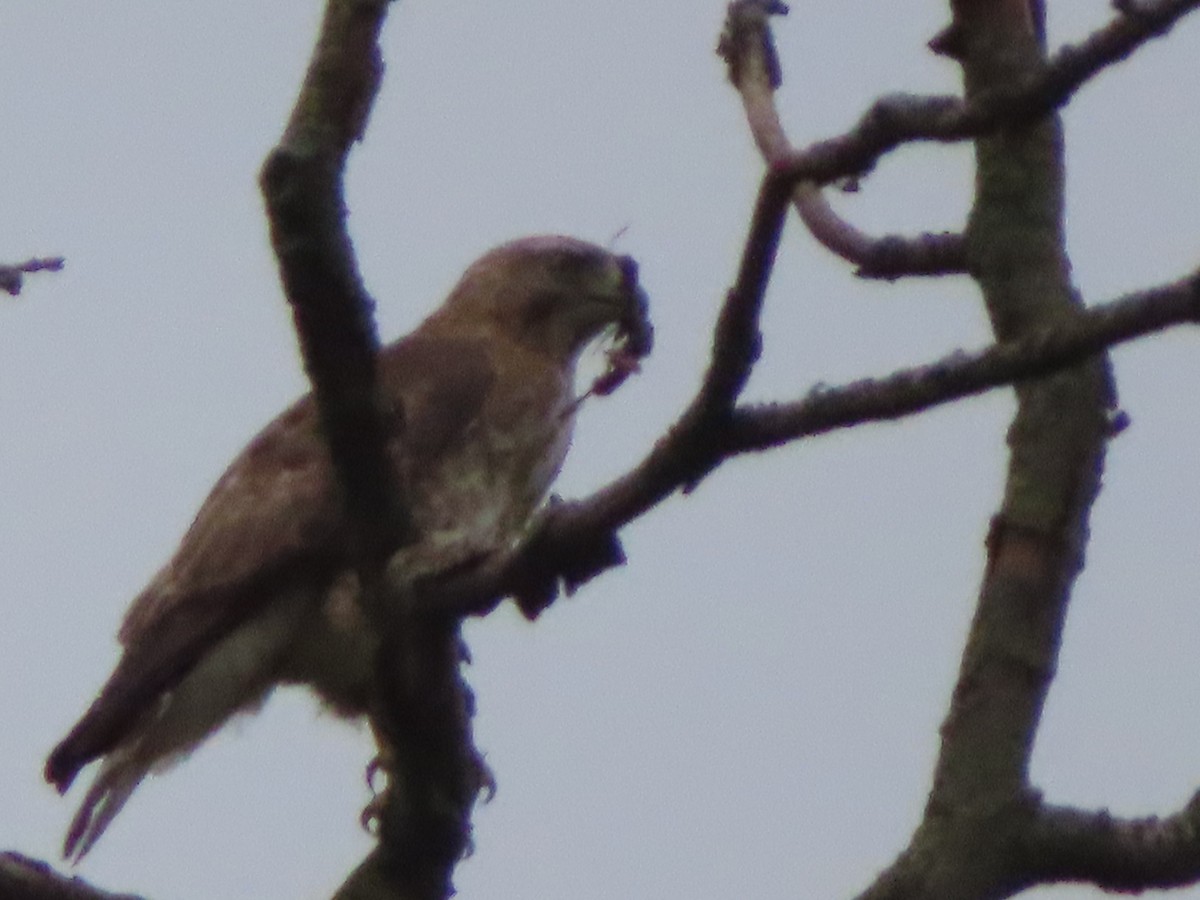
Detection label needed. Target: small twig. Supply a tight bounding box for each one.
[0,256,65,297]
[772,0,1200,188]
[792,188,966,280]
[718,1,966,278]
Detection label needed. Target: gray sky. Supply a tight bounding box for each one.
[3,2,1199,898]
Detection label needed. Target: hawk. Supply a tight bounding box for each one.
[44,236,652,861]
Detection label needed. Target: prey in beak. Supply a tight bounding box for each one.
[584,254,654,400]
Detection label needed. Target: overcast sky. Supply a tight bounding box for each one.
[3,2,1199,899]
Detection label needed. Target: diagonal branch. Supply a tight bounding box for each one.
[727,269,1198,449]
[696,168,792,414]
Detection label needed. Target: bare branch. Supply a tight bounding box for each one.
[729,270,1197,449]
[792,190,966,281]
[1024,794,1200,892]
[259,2,478,898]
[719,1,967,279]
[849,2,1124,897]
[0,257,65,297]
[777,0,1200,188]
[697,169,792,414]
[259,0,408,583]
[0,853,143,900]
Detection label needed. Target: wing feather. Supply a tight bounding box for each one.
[45,334,494,791]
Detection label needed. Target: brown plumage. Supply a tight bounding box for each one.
[45,236,652,861]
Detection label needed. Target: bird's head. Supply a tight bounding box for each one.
[432,236,653,372]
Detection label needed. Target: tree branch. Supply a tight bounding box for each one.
[774,0,1200,188]
[1023,794,1200,892]
[259,0,408,582]
[729,269,1197,449]
[259,2,479,898]
[697,168,791,414]
[718,0,966,279]
[0,257,65,297]
[0,853,142,900]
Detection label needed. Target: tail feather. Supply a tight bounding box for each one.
[46,695,139,795]
[64,753,145,862]
[53,599,303,860]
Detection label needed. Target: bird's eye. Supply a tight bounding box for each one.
[522,290,559,323]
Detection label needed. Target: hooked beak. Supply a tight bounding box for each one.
[614,255,653,361]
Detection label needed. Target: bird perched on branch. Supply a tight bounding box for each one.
[45,236,653,861]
